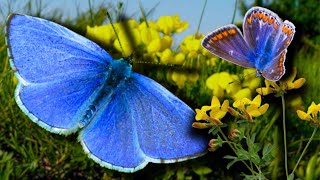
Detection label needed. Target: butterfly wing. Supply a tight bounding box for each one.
[79,73,208,172]
[243,7,295,81]
[6,14,112,134]
[202,24,255,68]
[261,50,287,81]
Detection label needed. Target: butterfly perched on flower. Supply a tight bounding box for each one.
[202,6,295,81]
[5,14,208,173]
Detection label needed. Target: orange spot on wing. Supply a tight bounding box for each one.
[228,29,236,35]
[212,36,218,41]
[253,12,258,19]
[278,52,285,72]
[268,17,274,25]
[258,11,263,19]
[222,31,228,37]
[217,33,223,40]
[247,16,252,24]
[262,14,268,22]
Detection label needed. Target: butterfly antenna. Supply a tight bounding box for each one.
[106,10,126,57]
[228,70,256,84]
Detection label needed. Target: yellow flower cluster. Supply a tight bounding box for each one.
[86,15,188,59]
[193,95,269,129]
[256,67,305,96]
[206,69,261,101]
[228,95,269,122]
[297,102,320,126]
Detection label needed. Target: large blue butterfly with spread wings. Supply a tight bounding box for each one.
[202,6,295,81]
[5,14,208,173]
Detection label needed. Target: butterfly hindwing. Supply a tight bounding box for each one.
[79,73,208,172]
[6,14,112,134]
[201,25,255,68]
[261,50,287,81]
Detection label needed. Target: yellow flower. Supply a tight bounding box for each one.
[193,96,229,128]
[232,88,252,100]
[287,95,304,111]
[206,57,218,66]
[86,24,115,45]
[206,72,240,99]
[256,67,305,96]
[297,102,320,125]
[147,38,162,53]
[140,27,160,45]
[174,53,185,65]
[242,68,261,90]
[113,26,141,56]
[156,15,188,35]
[158,48,173,64]
[160,35,173,51]
[169,71,199,88]
[180,34,204,59]
[138,20,159,30]
[229,95,269,122]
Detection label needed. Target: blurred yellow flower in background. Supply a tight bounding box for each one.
[180,34,204,59]
[242,68,261,90]
[156,15,188,35]
[206,72,240,99]
[86,24,115,46]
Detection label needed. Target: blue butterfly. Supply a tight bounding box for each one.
[202,6,295,81]
[5,14,208,173]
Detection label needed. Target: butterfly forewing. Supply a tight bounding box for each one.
[6,14,112,134]
[243,7,282,55]
[201,25,255,68]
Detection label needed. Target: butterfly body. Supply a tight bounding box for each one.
[79,58,132,128]
[202,6,295,81]
[6,14,208,172]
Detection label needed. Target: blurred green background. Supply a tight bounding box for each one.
[0,0,319,179]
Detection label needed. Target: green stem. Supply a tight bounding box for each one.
[218,128,256,175]
[196,0,207,36]
[281,94,289,178]
[231,0,238,24]
[290,126,318,176]
[88,0,94,26]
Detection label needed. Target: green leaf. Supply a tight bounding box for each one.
[262,143,274,163]
[226,159,239,169]
[223,155,237,160]
[193,166,212,176]
[217,135,224,147]
[208,126,219,135]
